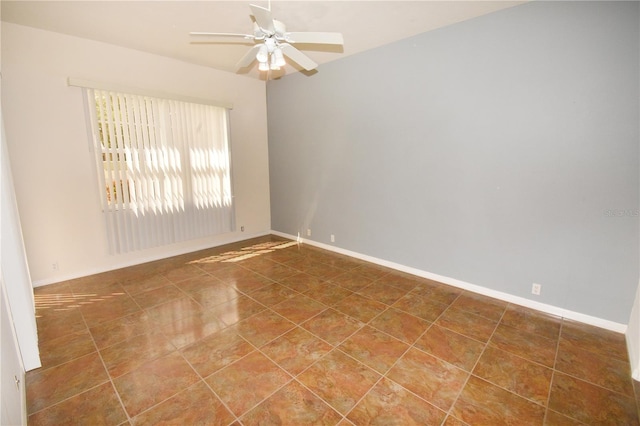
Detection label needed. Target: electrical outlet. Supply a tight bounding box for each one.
[306,229,311,237]
[330,234,335,243]
[52,262,59,271]
[531,283,541,295]
[240,225,245,232]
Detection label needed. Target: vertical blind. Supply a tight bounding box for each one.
[84,88,234,254]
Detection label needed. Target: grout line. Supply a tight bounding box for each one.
[82,307,133,424]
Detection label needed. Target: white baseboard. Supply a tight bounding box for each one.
[272,231,627,334]
[32,231,271,287]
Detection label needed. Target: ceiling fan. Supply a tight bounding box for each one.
[190,3,344,73]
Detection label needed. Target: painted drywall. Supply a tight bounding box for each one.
[628,281,640,379]
[2,23,271,284]
[267,1,639,324]
[1,111,40,372]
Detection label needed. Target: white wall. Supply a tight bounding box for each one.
[627,281,640,380]
[1,93,40,371]
[1,23,271,284]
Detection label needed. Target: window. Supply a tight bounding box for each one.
[84,88,234,254]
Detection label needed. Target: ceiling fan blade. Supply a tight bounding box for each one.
[236,44,262,70]
[249,4,275,34]
[280,44,318,71]
[284,32,344,45]
[190,32,255,39]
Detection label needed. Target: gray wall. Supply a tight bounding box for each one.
[267,1,639,324]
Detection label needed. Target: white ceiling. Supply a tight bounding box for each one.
[1,1,524,79]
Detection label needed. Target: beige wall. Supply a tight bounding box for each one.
[1,23,271,284]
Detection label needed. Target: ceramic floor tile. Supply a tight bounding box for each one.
[212,266,268,286]
[113,351,200,418]
[560,319,629,362]
[414,325,485,372]
[556,337,634,396]
[247,261,299,281]
[544,410,585,426]
[282,255,317,272]
[89,310,156,349]
[162,264,207,283]
[261,327,333,375]
[387,347,468,411]
[121,274,172,296]
[190,285,240,309]
[392,293,449,322]
[369,307,430,344]
[271,294,327,324]
[234,309,296,347]
[208,295,266,326]
[226,273,274,294]
[69,279,125,297]
[435,307,498,343]
[181,327,254,377]
[333,293,387,322]
[35,307,87,343]
[131,381,235,426]
[172,274,228,295]
[79,293,142,327]
[206,351,291,417]
[452,375,546,425]
[191,258,236,274]
[144,296,204,325]
[473,345,552,405]
[248,283,298,307]
[377,274,420,291]
[450,292,508,322]
[356,281,409,305]
[100,331,176,378]
[442,415,469,426]
[302,262,347,281]
[278,272,326,293]
[28,382,127,426]
[500,304,562,341]
[37,329,96,370]
[352,264,391,281]
[241,380,342,425]
[297,349,380,415]
[549,372,639,425]
[304,283,354,306]
[264,248,305,264]
[319,255,363,272]
[347,377,446,426]
[409,281,462,306]
[26,353,110,414]
[239,256,282,271]
[490,323,557,368]
[160,309,227,349]
[34,281,74,296]
[132,284,186,309]
[329,270,376,292]
[338,325,409,374]
[301,308,365,346]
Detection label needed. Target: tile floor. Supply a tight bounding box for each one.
[28,235,640,425]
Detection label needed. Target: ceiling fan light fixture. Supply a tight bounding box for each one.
[256,44,269,63]
[270,54,281,70]
[258,61,269,71]
[273,48,286,67]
